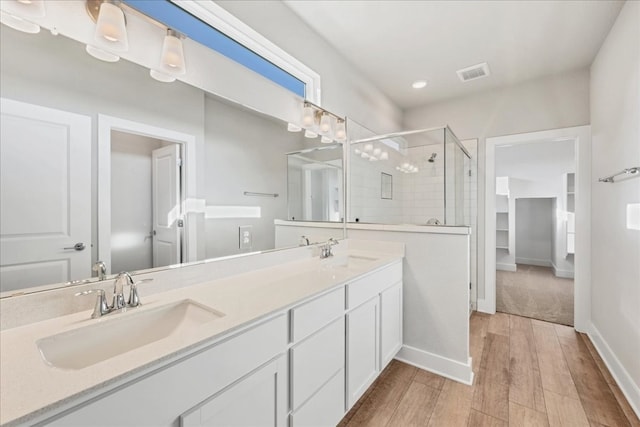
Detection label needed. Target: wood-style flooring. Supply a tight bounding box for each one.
[339,312,640,427]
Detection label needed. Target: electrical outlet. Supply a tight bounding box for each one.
[239,225,252,251]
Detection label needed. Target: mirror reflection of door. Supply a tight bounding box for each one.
[0,99,91,293]
[110,131,182,273]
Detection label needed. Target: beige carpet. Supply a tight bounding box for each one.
[496,264,574,326]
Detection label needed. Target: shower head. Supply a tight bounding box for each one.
[428,153,437,163]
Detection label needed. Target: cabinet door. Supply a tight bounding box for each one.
[380,282,403,368]
[346,297,379,409]
[180,356,287,427]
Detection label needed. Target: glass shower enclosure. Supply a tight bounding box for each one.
[348,126,471,226]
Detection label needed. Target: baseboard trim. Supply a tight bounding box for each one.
[395,345,474,385]
[496,263,517,272]
[477,298,495,314]
[587,323,640,420]
[551,262,575,279]
[516,258,552,267]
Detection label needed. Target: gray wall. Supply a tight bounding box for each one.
[590,0,640,394]
[515,198,553,266]
[405,68,590,299]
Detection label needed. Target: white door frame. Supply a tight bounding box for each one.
[482,125,591,332]
[98,115,197,274]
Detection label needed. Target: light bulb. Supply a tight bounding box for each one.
[335,120,346,141]
[287,123,302,132]
[304,129,318,139]
[302,105,314,128]
[86,44,120,62]
[150,69,176,83]
[380,151,389,160]
[319,113,331,134]
[94,2,128,51]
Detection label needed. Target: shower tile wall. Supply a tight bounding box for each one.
[349,144,446,224]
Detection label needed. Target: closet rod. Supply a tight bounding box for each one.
[598,166,639,183]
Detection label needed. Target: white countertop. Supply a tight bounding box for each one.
[0,247,403,426]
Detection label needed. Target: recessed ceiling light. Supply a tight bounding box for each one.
[412,80,428,89]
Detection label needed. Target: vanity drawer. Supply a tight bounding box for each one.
[347,261,402,309]
[291,287,345,342]
[290,317,345,411]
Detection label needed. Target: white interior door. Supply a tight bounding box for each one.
[0,98,91,293]
[151,144,181,267]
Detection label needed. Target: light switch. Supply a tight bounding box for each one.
[239,225,252,250]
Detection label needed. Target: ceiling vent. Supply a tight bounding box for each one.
[456,62,490,82]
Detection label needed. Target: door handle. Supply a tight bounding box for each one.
[63,242,85,251]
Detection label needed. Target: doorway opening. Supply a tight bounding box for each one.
[483,125,591,332]
[97,115,197,276]
[110,131,182,273]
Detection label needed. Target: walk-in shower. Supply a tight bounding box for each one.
[348,125,472,226]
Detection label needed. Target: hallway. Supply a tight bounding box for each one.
[339,312,639,426]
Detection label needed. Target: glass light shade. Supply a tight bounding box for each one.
[369,156,378,162]
[0,10,39,33]
[94,2,128,51]
[402,163,410,169]
[2,0,45,18]
[361,152,370,159]
[160,32,186,75]
[321,136,333,144]
[85,44,120,62]
[380,151,389,160]
[364,143,373,152]
[302,105,314,128]
[354,149,361,155]
[319,113,331,134]
[373,148,382,157]
[287,123,302,132]
[335,120,346,141]
[304,129,318,138]
[414,167,420,173]
[150,69,176,83]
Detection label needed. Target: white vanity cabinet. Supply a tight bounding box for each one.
[345,261,403,409]
[290,288,345,427]
[44,315,289,427]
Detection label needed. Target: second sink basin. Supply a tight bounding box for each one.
[37,300,224,370]
[321,254,379,271]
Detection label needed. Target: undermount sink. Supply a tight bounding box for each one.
[321,254,379,271]
[37,300,224,370]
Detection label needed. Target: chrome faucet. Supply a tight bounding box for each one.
[112,272,134,310]
[75,272,151,318]
[300,235,310,246]
[319,238,339,259]
[92,260,107,281]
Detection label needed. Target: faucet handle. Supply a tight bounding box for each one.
[127,278,152,307]
[75,288,110,319]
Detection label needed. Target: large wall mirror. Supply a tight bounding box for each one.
[0,9,345,296]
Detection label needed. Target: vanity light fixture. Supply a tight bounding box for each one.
[0,0,45,34]
[321,136,333,144]
[85,45,120,62]
[412,80,428,89]
[86,0,129,52]
[150,69,176,83]
[302,104,315,128]
[335,119,347,142]
[287,123,302,132]
[319,113,331,134]
[304,129,318,139]
[159,29,186,75]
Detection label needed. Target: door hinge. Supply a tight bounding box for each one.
[177,219,184,228]
[468,169,472,177]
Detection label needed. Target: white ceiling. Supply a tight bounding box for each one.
[283,0,624,110]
